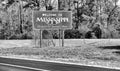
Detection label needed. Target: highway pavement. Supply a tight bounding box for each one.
[0,57,119,71]
[0,64,40,71]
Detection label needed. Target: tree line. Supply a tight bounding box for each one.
[0,0,120,39]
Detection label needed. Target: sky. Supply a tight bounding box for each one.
[117,0,120,6]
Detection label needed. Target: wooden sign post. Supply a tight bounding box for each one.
[62,30,64,47]
[40,30,42,48]
[32,11,72,47]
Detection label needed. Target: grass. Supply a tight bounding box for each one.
[0,45,120,62]
[0,40,120,69]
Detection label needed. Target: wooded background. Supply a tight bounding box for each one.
[0,0,120,39]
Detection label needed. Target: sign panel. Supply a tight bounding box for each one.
[33,11,72,30]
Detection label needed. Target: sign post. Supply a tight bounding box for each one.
[33,11,72,47]
[62,30,64,47]
[59,29,61,46]
[40,30,42,48]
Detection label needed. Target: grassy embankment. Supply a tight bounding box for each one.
[0,40,120,68]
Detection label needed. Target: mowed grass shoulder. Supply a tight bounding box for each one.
[0,45,119,61]
[0,39,120,69]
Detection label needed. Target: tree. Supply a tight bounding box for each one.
[0,0,120,39]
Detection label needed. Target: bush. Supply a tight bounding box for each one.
[64,29,82,39]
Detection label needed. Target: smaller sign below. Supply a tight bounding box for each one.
[33,11,72,30]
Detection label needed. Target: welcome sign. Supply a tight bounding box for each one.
[33,11,72,30]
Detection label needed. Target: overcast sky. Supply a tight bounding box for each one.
[117,0,120,6]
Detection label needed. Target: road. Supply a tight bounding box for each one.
[0,64,40,71]
[0,57,119,71]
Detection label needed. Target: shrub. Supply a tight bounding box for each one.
[64,29,82,39]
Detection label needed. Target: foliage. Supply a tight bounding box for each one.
[0,0,120,39]
[64,29,82,39]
